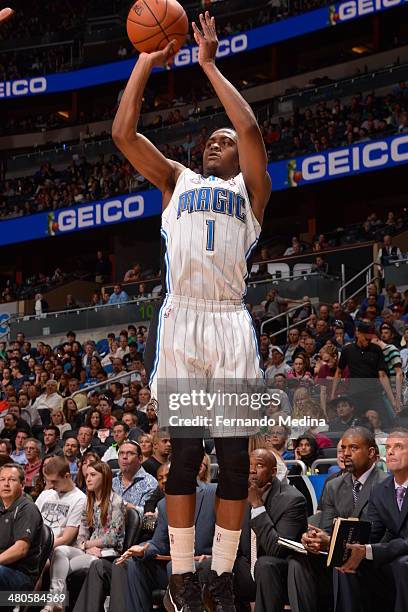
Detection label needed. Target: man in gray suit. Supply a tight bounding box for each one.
[234,449,308,612]
[73,479,216,612]
[336,427,408,612]
[287,427,387,612]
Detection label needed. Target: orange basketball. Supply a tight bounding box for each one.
[127,0,189,54]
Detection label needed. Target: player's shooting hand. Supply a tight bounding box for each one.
[142,40,177,68]
[0,8,14,23]
[192,11,218,66]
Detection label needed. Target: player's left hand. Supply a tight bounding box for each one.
[0,7,14,23]
[336,543,366,573]
[192,11,218,67]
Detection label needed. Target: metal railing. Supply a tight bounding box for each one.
[338,262,377,305]
[283,459,307,475]
[70,370,140,413]
[310,458,337,474]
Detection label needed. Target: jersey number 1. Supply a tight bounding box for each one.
[206,220,215,252]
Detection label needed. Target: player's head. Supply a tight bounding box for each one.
[203,128,239,179]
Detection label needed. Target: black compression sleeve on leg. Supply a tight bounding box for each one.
[165,437,205,495]
[214,437,249,501]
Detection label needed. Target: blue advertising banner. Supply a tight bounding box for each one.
[1,133,407,247]
[1,0,406,100]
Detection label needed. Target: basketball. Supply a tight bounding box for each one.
[127,0,188,54]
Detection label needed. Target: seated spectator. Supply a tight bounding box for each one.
[18,390,42,431]
[290,436,321,475]
[43,426,62,456]
[137,387,151,413]
[0,463,43,590]
[101,422,129,463]
[51,408,72,437]
[10,429,28,465]
[329,396,358,433]
[44,461,125,610]
[77,425,105,458]
[377,234,402,267]
[143,430,172,478]
[287,353,313,384]
[121,412,144,442]
[73,467,216,612]
[0,439,12,460]
[63,436,79,479]
[0,412,27,449]
[112,440,157,511]
[233,449,308,610]
[365,409,388,445]
[75,451,101,494]
[138,432,153,462]
[108,284,129,305]
[284,328,300,365]
[97,395,116,429]
[314,319,333,351]
[265,347,291,380]
[113,335,130,362]
[268,424,294,460]
[34,380,63,422]
[31,455,54,502]
[122,397,149,432]
[36,456,86,548]
[66,378,87,411]
[23,437,42,488]
[143,461,170,517]
[145,402,158,430]
[311,256,329,275]
[110,381,126,408]
[332,302,355,338]
[62,398,83,431]
[359,282,385,314]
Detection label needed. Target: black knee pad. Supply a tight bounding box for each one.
[216,440,249,501]
[165,439,205,495]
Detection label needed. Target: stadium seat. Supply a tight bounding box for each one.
[267,263,291,279]
[288,475,318,516]
[210,463,219,483]
[293,263,313,277]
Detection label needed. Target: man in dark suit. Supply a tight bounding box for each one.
[73,479,216,612]
[234,449,308,612]
[288,427,387,612]
[336,427,408,612]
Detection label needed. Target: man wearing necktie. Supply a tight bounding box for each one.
[233,449,308,612]
[337,428,408,612]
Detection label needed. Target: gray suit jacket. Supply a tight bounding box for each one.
[144,481,216,559]
[319,465,387,534]
[239,477,308,560]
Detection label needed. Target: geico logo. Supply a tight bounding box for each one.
[302,135,408,181]
[57,195,145,232]
[0,77,47,98]
[174,34,248,67]
[338,0,403,21]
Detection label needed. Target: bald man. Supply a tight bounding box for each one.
[234,449,308,612]
[0,8,13,23]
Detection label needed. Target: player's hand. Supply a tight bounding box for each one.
[0,8,14,23]
[192,11,218,66]
[142,40,177,68]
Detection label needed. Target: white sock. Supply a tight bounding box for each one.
[168,525,195,575]
[211,525,241,576]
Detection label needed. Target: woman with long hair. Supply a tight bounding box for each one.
[62,397,83,431]
[76,451,100,492]
[85,408,104,435]
[51,408,72,436]
[30,455,55,501]
[288,353,313,383]
[290,435,321,475]
[68,355,86,385]
[43,461,125,612]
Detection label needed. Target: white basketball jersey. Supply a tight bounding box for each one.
[161,168,261,301]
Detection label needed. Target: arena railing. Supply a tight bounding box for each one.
[70,370,139,413]
[283,460,307,475]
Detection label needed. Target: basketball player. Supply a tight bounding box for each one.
[113,12,271,612]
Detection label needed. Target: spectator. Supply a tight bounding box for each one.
[62,398,83,431]
[138,432,153,462]
[142,430,172,478]
[377,234,402,267]
[287,354,313,384]
[290,436,321,474]
[0,412,22,449]
[45,461,125,608]
[101,422,129,463]
[329,396,358,432]
[108,284,129,305]
[365,409,388,445]
[36,456,86,548]
[0,463,43,590]
[63,436,80,479]
[77,425,105,458]
[137,387,151,412]
[33,379,62,420]
[112,440,158,511]
[66,377,87,411]
[43,426,61,456]
[75,451,101,493]
[123,262,142,283]
[110,381,126,407]
[268,424,294,460]
[10,429,28,465]
[51,408,72,437]
[284,328,301,364]
[23,437,42,490]
[311,256,329,275]
[18,390,42,431]
[265,347,291,380]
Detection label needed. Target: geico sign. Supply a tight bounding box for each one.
[338,0,405,21]
[302,135,408,181]
[174,34,248,67]
[0,77,47,98]
[57,195,145,232]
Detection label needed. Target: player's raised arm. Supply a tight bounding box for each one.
[112,42,186,201]
[0,8,14,23]
[192,12,271,222]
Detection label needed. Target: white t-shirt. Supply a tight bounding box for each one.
[36,487,86,537]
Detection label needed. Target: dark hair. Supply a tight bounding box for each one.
[44,425,60,438]
[293,435,320,468]
[113,421,130,433]
[0,463,25,483]
[85,461,112,528]
[342,426,376,449]
[85,409,103,430]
